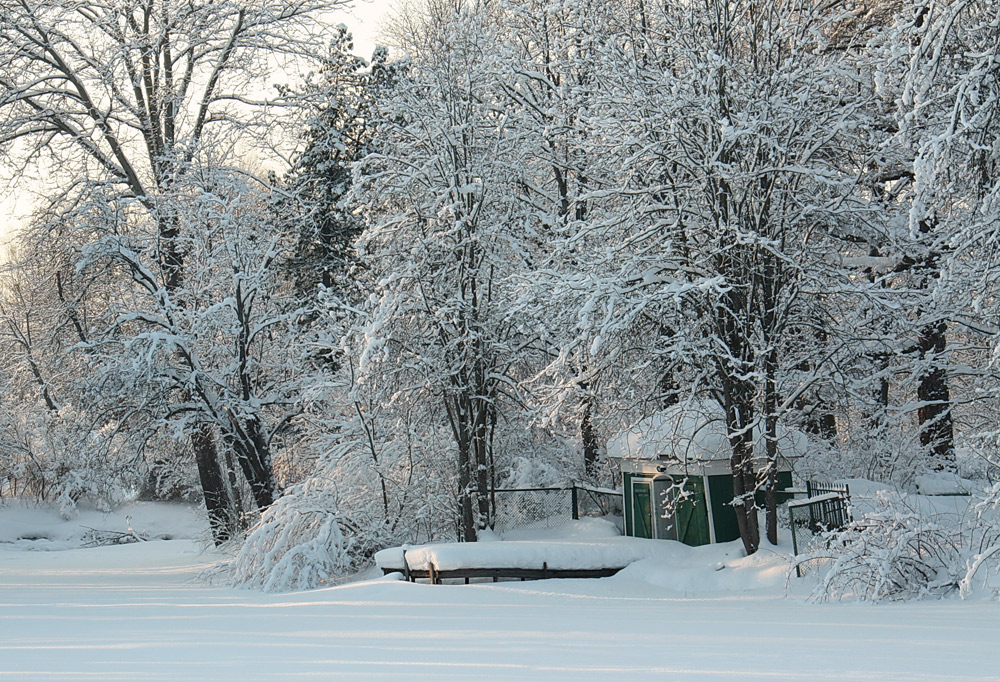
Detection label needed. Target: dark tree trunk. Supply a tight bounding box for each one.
[447,393,478,543]
[159,209,237,545]
[472,395,492,532]
[580,380,600,479]
[718,283,760,556]
[763,414,779,547]
[222,445,247,533]
[904,219,956,472]
[159,211,185,293]
[916,319,955,471]
[193,424,237,545]
[727,415,760,556]
[458,438,476,543]
[228,415,277,510]
[763,351,780,547]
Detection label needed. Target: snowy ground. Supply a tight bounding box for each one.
[2,501,999,681]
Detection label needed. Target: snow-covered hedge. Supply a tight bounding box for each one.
[228,478,353,592]
[803,491,962,602]
[800,486,1000,602]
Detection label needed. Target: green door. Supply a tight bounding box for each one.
[675,476,712,546]
[631,478,653,539]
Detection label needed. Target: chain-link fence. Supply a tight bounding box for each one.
[479,483,623,535]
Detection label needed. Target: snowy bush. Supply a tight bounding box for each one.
[803,490,963,602]
[0,405,140,516]
[228,478,353,592]
[960,483,1000,598]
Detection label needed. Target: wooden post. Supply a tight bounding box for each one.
[402,549,411,582]
[543,561,548,579]
[429,562,437,585]
[571,484,579,520]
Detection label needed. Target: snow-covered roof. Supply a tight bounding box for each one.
[605,400,808,462]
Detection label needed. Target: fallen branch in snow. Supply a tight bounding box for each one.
[80,527,150,547]
[79,515,151,547]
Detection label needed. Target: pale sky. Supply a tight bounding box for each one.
[0,1,395,248]
[338,0,396,59]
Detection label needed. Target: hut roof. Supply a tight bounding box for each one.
[605,400,808,463]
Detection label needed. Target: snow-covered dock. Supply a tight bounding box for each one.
[375,518,679,583]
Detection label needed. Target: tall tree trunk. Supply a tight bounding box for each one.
[473,405,491,532]
[193,424,237,544]
[579,378,600,479]
[228,415,277,510]
[726,396,760,556]
[458,436,476,543]
[763,350,780,547]
[916,319,955,471]
[718,285,760,556]
[471,345,494,531]
[907,219,956,472]
[760,252,782,546]
[159,211,235,545]
[447,394,477,542]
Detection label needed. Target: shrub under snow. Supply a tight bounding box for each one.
[228,478,352,592]
[802,490,965,602]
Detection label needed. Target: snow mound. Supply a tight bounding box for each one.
[614,542,791,594]
[376,515,796,594]
[500,516,621,541]
[914,472,975,496]
[377,536,679,572]
[0,500,208,550]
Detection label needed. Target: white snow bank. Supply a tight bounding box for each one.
[0,500,209,550]
[914,472,975,496]
[839,477,973,519]
[375,516,795,585]
[500,516,621,541]
[377,536,678,572]
[614,542,792,594]
[377,526,801,595]
[5,537,1000,681]
[605,398,808,461]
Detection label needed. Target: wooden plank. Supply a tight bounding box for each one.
[380,566,625,582]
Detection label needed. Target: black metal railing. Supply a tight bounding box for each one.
[789,480,852,576]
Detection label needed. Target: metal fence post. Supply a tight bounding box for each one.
[571,484,579,520]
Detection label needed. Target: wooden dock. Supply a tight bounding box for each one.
[383,560,625,584]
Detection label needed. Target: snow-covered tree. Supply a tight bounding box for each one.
[541,0,877,552]
[351,2,545,540]
[0,0,344,541]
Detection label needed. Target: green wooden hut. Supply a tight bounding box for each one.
[606,401,803,546]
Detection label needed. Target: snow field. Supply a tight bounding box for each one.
[2,502,999,680]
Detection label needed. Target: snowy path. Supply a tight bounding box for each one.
[1,541,999,681]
